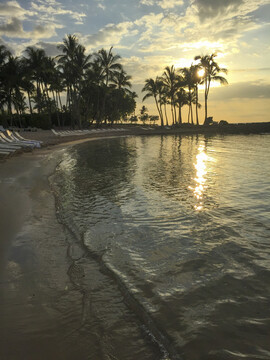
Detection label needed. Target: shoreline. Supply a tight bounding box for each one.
[0,135,165,359]
[1,121,269,161]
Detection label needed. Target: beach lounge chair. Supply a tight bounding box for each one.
[6,130,41,148]
[0,134,23,149]
[0,132,33,149]
[14,131,42,146]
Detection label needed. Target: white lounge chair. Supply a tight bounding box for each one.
[15,131,42,146]
[6,130,41,148]
[0,132,33,149]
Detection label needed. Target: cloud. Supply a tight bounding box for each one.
[35,41,61,56]
[81,21,134,49]
[192,0,243,22]
[133,0,269,55]
[97,3,106,10]
[140,0,184,8]
[0,1,36,19]
[158,0,184,9]
[211,80,270,100]
[191,0,270,22]
[0,17,63,39]
[30,0,86,23]
[0,17,22,35]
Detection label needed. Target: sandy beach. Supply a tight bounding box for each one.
[0,133,163,359]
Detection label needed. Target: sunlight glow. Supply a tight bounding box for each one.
[188,144,208,211]
[198,68,205,78]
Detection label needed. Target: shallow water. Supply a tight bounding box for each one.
[53,134,270,359]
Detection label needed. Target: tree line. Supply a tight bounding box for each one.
[0,35,137,129]
[142,53,228,127]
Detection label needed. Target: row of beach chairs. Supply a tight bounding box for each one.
[51,128,127,137]
[0,127,42,159]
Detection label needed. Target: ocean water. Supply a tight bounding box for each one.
[52,134,270,360]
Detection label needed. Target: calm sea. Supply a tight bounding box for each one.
[52,134,270,360]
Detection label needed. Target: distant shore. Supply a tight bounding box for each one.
[1,122,269,161]
[24,121,270,145]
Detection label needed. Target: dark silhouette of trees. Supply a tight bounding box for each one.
[194,53,228,123]
[142,53,228,126]
[0,36,136,128]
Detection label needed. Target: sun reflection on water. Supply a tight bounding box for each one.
[189,144,208,211]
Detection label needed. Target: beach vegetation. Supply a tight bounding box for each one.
[142,53,227,126]
[0,36,136,129]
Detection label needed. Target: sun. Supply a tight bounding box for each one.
[198,68,205,77]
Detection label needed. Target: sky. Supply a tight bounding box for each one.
[0,0,270,124]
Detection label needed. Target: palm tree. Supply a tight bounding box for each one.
[1,55,24,126]
[0,45,11,66]
[111,69,132,91]
[142,77,164,127]
[0,45,11,116]
[94,47,122,124]
[194,53,228,123]
[24,47,46,96]
[162,66,178,125]
[175,87,188,125]
[94,47,122,86]
[140,105,148,124]
[57,35,92,127]
[180,67,196,125]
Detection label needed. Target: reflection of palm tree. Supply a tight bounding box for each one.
[194,53,228,122]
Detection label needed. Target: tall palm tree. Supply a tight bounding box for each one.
[0,45,11,67]
[142,77,164,127]
[175,87,188,125]
[180,67,196,125]
[1,55,24,125]
[111,69,132,91]
[94,46,122,87]
[57,35,92,127]
[162,65,178,125]
[23,47,47,114]
[194,53,228,123]
[94,47,122,124]
[0,45,11,116]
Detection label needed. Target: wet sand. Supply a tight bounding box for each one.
[0,145,76,359]
[0,137,163,360]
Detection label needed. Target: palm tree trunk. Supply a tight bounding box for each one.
[204,80,208,122]
[195,86,199,125]
[170,103,174,125]
[173,105,177,125]
[158,102,164,125]
[178,105,182,124]
[164,104,169,126]
[52,90,60,127]
[154,97,163,127]
[190,104,194,125]
[27,90,33,119]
